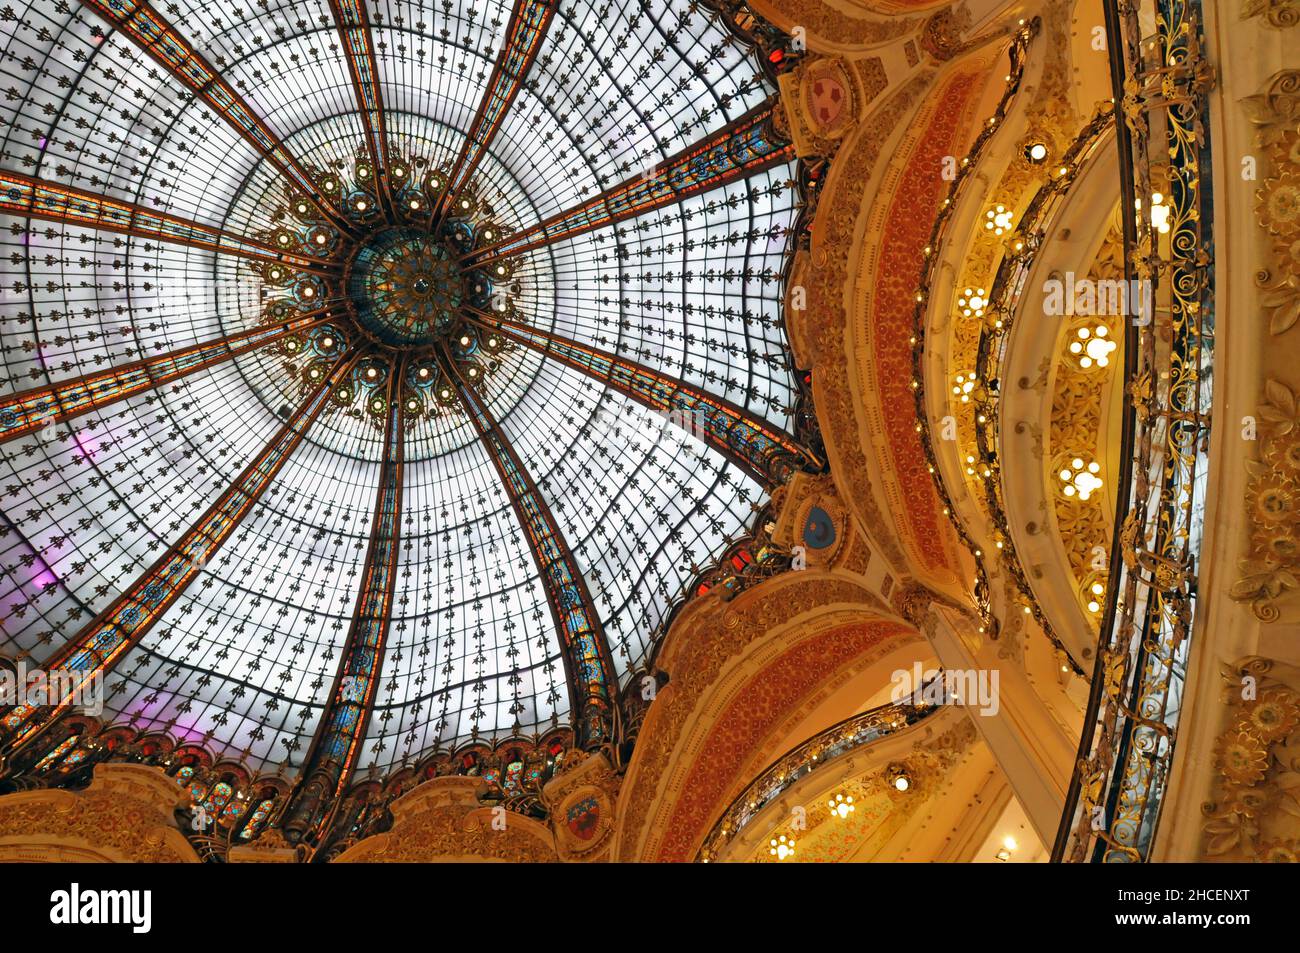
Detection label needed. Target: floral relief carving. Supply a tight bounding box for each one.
[1241,0,1300,29]
[335,777,558,862]
[862,60,994,580]
[651,618,911,861]
[1231,379,1300,620]
[1038,225,1126,630]
[0,764,197,863]
[1243,71,1300,335]
[1202,657,1300,861]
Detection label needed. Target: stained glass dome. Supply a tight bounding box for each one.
[0,0,816,796]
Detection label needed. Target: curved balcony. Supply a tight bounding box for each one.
[697,680,952,862]
[1054,0,1216,863]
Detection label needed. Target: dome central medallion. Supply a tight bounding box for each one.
[347,228,465,346]
[254,146,522,429]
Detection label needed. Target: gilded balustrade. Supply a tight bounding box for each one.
[1053,0,1216,863]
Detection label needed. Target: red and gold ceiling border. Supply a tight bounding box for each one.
[612,566,910,862]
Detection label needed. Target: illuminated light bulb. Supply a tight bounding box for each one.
[1135,194,1171,233]
[321,336,334,349]
[1059,458,1103,500]
[460,336,471,346]
[366,367,378,379]
[355,199,369,211]
[406,399,419,411]
[302,286,315,298]
[1025,142,1048,163]
[487,337,499,348]
[315,233,327,244]
[393,166,405,176]
[440,388,451,399]
[827,793,855,819]
[418,367,430,379]
[768,834,795,859]
[1003,836,1018,852]
[894,775,910,792]
[409,199,421,210]
[1072,325,1116,368]
[984,205,1014,236]
[958,287,987,318]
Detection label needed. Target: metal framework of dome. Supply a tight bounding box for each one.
[0,0,820,843]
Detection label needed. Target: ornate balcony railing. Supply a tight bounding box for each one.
[1053,0,1216,863]
[972,106,1115,651]
[695,679,946,862]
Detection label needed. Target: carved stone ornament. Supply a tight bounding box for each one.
[543,750,619,860]
[1231,379,1300,620]
[770,471,848,568]
[777,55,884,159]
[334,776,558,862]
[0,763,198,863]
[1241,0,1300,29]
[1202,657,1300,861]
[1242,71,1300,336]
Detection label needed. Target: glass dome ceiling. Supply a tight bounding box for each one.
[0,0,814,782]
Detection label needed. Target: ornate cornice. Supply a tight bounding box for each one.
[0,763,198,863]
